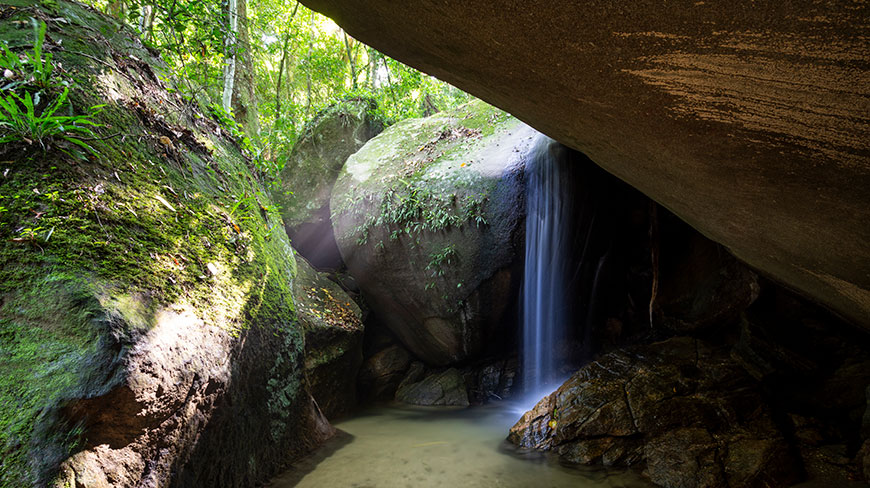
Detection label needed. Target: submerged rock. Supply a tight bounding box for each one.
[331,100,532,365]
[508,337,801,488]
[294,255,364,419]
[275,99,383,269]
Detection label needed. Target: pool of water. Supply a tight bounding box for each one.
[267,402,652,488]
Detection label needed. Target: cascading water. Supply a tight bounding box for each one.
[521,135,575,397]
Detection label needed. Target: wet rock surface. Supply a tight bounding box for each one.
[508,337,802,488]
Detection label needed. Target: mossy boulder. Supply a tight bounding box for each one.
[0,1,330,486]
[331,100,535,365]
[275,99,383,269]
[293,254,364,419]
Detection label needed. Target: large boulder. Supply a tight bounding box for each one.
[300,0,870,329]
[358,343,413,402]
[396,367,470,407]
[330,100,532,365]
[293,255,364,419]
[275,99,383,269]
[0,3,330,486]
[508,337,801,488]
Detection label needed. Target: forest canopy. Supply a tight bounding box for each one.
[81,0,471,170]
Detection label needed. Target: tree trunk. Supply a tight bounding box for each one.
[367,47,376,90]
[275,1,300,124]
[230,0,259,138]
[343,31,357,90]
[137,4,156,42]
[305,13,314,117]
[221,0,238,113]
[106,0,126,19]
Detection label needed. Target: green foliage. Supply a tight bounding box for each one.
[80,0,471,174]
[0,20,55,91]
[427,244,457,276]
[354,180,488,247]
[0,88,102,155]
[425,244,457,290]
[0,20,103,158]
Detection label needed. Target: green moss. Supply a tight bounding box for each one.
[332,99,516,249]
[0,274,103,486]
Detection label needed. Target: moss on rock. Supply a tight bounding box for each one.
[330,100,536,365]
[0,1,327,486]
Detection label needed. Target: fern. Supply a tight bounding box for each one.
[0,87,103,155]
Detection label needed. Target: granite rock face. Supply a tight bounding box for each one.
[331,100,530,365]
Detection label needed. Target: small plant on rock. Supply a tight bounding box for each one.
[0,87,101,155]
[1,19,56,92]
[0,19,103,158]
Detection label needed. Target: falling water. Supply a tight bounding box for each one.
[522,135,573,396]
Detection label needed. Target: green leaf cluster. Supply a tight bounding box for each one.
[80,0,471,176]
[0,87,102,155]
[0,20,103,158]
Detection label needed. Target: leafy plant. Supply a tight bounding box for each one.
[0,20,56,92]
[426,244,457,277]
[0,19,103,158]
[425,244,458,290]
[0,88,102,155]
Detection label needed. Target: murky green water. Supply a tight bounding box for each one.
[267,402,651,488]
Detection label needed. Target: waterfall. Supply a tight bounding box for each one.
[522,135,574,395]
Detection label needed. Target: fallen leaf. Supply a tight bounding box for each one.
[154,194,176,212]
